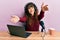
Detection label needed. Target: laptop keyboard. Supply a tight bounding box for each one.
[25,32,31,37]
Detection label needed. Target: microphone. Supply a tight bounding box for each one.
[40,21,45,32]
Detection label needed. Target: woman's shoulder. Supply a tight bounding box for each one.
[21,15,27,19]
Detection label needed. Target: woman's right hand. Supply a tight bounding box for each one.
[41,3,48,12]
[10,15,20,23]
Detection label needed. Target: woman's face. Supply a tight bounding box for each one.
[28,7,35,16]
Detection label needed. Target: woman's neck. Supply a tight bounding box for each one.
[31,14,34,16]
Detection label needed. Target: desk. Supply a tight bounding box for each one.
[0,31,60,40]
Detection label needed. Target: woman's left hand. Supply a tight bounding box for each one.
[41,3,48,12]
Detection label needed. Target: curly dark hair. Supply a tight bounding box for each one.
[24,2,39,26]
[24,2,38,16]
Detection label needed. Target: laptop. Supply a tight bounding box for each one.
[7,24,31,38]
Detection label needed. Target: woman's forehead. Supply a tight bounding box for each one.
[28,5,34,8]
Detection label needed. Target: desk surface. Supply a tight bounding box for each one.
[0,31,60,40]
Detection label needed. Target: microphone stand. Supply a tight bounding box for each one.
[40,21,46,40]
[41,29,46,40]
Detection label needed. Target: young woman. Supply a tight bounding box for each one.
[10,2,48,31]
